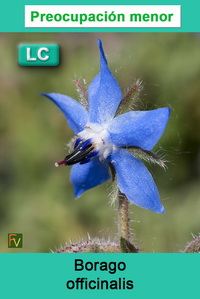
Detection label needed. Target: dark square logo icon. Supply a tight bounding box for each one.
[8,233,23,248]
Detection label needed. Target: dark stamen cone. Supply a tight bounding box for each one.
[55,140,99,167]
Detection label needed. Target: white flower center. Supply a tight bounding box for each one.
[78,123,114,160]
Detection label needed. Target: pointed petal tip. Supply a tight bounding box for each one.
[40,92,50,98]
[97,38,107,66]
[40,92,46,97]
[97,39,102,47]
[160,206,165,214]
[156,205,165,214]
[74,188,84,198]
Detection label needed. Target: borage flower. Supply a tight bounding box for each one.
[41,40,170,213]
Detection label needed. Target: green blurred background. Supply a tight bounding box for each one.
[0,33,200,252]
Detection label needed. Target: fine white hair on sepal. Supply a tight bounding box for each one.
[108,178,119,206]
[127,146,168,170]
[73,77,88,109]
[116,78,143,115]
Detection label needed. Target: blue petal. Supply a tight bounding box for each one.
[88,39,122,124]
[70,157,110,197]
[110,149,164,213]
[108,108,170,150]
[41,93,88,134]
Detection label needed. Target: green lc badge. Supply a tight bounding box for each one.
[18,44,60,66]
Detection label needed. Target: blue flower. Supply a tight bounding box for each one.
[41,40,170,213]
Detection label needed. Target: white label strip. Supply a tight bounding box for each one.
[25,5,181,28]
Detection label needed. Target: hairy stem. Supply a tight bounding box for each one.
[118,191,130,241]
[118,191,139,253]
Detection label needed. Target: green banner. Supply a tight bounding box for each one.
[0,253,199,298]
[0,0,199,32]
